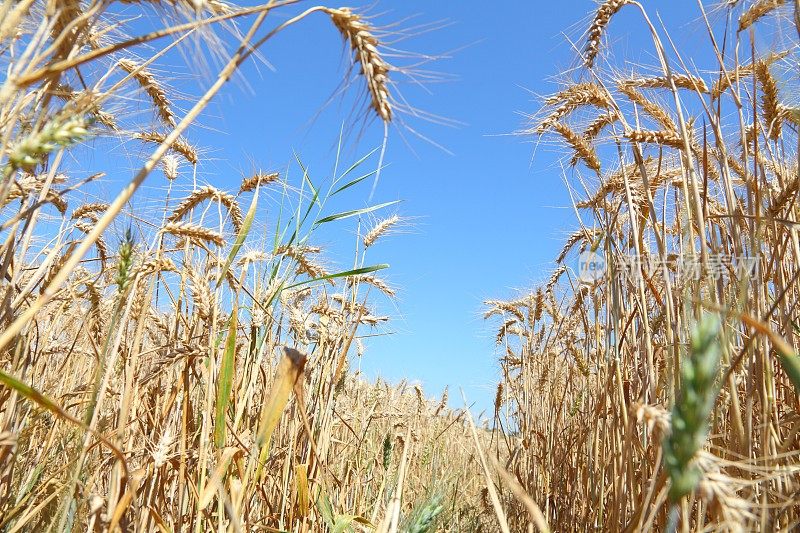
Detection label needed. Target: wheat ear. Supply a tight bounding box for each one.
[119,58,176,128]
[162,221,224,246]
[585,0,631,68]
[327,7,393,122]
[738,0,785,32]
[240,171,279,193]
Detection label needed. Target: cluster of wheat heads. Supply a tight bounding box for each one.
[486,1,800,531]
[0,2,495,532]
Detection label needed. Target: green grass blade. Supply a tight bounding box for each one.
[332,168,379,196]
[294,151,321,209]
[333,146,380,185]
[214,302,238,448]
[284,264,389,290]
[779,353,800,395]
[315,201,400,225]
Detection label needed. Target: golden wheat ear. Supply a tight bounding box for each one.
[585,0,631,68]
[738,0,786,32]
[327,7,393,123]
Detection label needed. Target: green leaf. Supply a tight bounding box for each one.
[318,493,335,529]
[334,146,380,184]
[332,515,356,533]
[315,201,400,225]
[216,185,259,288]
[779,353,800,396]
[214,303,238,448]
[295,151,321,209]
[332,168,378,196]
[284,264,389,290]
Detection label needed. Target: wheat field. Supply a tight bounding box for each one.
[0,1,799,532]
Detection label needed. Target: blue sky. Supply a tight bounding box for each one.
[105,0,711,414]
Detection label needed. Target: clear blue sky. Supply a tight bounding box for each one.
[110,0,710,414]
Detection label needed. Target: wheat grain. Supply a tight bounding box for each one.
[556,228,602,264]
[119,58,176,127]
[239,171,279,193]
[327,8,393,122]
[161,155,179,180]
[621,75,709,93]
[72,203,109,220]
[619,84,677,131]
[168,186,244,232]
[625,129,685,149]
[550,122,602,173]
[7,115,91,172]
[135,131,198,165]
[755,60,782,140]
[276,245,328,280]
[364,215,400,248]
[484,300,526,323]
[162,221,224,246]
[187,267,213,321]
[351,274,396,297]
[585,0,631,68]
[711,50,788,99]
[582,111,618,141]
[738,0,785,31]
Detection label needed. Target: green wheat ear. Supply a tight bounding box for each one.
[6,114,92,174]
[404,491,445,533]
[664,313,722,503]
[115,227,135,294]
[382,432,393,470]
